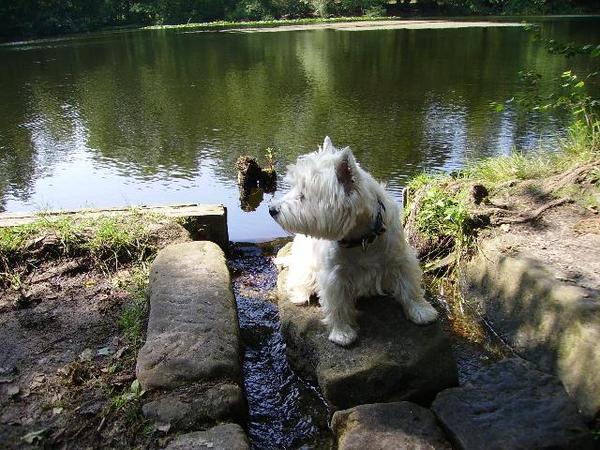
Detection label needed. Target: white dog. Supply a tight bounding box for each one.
[269,137,438,346]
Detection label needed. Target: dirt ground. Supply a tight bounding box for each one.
[480,169,600,300]
[0,221,190,449]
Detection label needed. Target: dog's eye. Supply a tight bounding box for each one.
[298,193,305,202]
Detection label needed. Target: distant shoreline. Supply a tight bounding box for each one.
[3,14,600,46]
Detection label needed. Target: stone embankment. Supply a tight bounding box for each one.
[136,241,249,447]
[332,402,451,450]
[463,218,600,418]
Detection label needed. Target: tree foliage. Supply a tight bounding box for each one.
[1,0,599,40]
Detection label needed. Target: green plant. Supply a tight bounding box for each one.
[105,379,145,425]
[493,30,600,153]
[416,187,470,247]
[115,264,150,347]
[264,147,276,172]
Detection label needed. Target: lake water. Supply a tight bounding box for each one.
[1,17,599,241]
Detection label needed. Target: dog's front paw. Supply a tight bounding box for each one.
[328,327,358,347]
[406,301,438,325]
[289,290,309,305]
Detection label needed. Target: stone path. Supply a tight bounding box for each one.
[164,423,249,450]
[332,402,451,450]
[136,239,595,449]
[135,242,248,441]
[432,358,593,450]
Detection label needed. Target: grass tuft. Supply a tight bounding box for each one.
[113,264,150,348]
[0,211,169,288]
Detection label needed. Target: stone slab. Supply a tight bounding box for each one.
[432,358,593,450]
[0,203,229,249]
[332,402,451,450]
[136,241,241,390]
[276,244,458,410]
[142,383,246,431]
[164,423,249,450]
[463,234,600,418]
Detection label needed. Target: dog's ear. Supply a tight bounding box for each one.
[336,148,356,195]
[322,136,335,153]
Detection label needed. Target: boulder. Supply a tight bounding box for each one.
[164,423,249,450]
[276,244,458,410]
[332,402,451,450]
[136,242,246,429]
[432,358,593,450]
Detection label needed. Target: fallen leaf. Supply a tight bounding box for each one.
[156,423,171,433]
[79,348,94,362]
[6,384,20,397]
[30,374,46,390]
[21,429,47,444]
[52,407,64,415]
[96,347,112,357]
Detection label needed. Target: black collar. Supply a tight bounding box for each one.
[338,199,386,250]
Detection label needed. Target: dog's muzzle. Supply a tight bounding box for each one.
[268,205,280,218]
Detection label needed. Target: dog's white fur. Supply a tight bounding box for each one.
[270,137,438,346]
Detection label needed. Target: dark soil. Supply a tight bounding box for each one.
[0,222,191,449]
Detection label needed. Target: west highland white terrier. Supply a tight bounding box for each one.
[269,137,438,346]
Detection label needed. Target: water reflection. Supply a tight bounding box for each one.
[0,18,598,240]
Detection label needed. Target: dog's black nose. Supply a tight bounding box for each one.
[268,206,279,217]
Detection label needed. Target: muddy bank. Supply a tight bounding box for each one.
[0,214,191,449]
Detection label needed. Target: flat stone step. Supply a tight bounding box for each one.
[332,402,451,450]
[136,241,246,431]
[163,423,249,450]
[276,244,458,410]
[432,358,593,450]
[0,203,229,249]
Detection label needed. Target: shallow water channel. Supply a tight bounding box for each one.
[230,242,332,449]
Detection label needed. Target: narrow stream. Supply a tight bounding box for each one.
[230,242,332,450]
[229,240,507,449]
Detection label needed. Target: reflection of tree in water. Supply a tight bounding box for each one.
[1,20,598,210]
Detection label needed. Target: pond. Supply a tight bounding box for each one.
[1,16,599,241]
